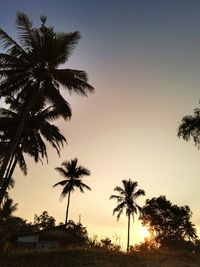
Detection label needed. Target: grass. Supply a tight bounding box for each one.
[0,248,200,267]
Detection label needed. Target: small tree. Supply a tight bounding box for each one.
[178,104,200,148]
[65,220,89,246]
[140,196,197,250]
[33,211,55,231]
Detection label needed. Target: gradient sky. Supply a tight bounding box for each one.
[1,0,200,249]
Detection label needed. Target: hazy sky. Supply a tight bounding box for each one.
[1,0,200,248]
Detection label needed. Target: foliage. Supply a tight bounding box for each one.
[99,237,121,252]
[0,11,94,115]
[178,105,200,148]
[110,179,145,253]
[0,96,67,176]
[110,179,145,220]
[64,220,89,246]
[0,216,34,250]
[33,211,55,231]
[0,195,18,220]
[53,158,91,224]
[1,248,200,267]
[0,12,94,203]
[140,195,197,250]
[131,238,157,252]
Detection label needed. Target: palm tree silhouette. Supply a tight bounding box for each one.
[53,158,91,225]
[110,179,145,253]
[0,12,94,191]
[0,96,67,204]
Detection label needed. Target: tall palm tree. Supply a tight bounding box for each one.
[53,158,91,225]
[0,96,68,204]
[0,12,94,188]
[110,179,145,253]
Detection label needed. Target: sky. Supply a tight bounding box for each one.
[1,0,200,249]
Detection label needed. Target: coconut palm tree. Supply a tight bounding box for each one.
[110,179,145,253]
[0,96,68,204]
[53,158,91,225]
[0,12,94,188]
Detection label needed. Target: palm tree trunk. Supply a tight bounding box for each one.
[4,153,15,181]
[0,156,18,205]
[65,191,71,225]
[0,112,26,182]
[0,82,40,198]
[127,213,130,253]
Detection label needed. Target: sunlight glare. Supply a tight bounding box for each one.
[140,227,150,239]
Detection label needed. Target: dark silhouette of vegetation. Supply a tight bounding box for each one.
[110,179,145,253]
[64,220,89,246]
[2,245,200,267]
[0,195,17,221]
[33,211,56,231]
[0,196,34,250]
[99,237,121,252]
[0,12,94,203]
[131,237,157,252]
[0,96,67,204]
[178,104,200,149]
[140,195,197,250]
[53,158,91,225]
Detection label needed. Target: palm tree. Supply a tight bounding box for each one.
[0,96,68,204]
[0,12,94,189]
[110,179,145,253]
[53,158,91,225]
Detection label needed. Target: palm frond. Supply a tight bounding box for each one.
[0,29,27,56]
[53,179,68,187]
[54,167,68,178]
[134,189,145,199]
[54,158,91,200]
[43,80,72,119]
[15,12,36,49]
[110,179,145,221]
[109,195,123,202]
[52,69,94,96]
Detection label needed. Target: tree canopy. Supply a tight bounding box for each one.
[33,211,56,231]
[178,105,200,148]
[140,196,197,249]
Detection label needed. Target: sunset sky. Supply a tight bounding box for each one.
[1,0,200,249]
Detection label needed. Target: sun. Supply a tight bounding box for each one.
[140,227,150,239]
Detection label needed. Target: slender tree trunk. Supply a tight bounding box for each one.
[4,152,15,181]
[0,156,18,206]
[0,112,26,181]
[0,82,40,199]
[0,152,14,189]
[65,191,71,225]
[127,213,130,253]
